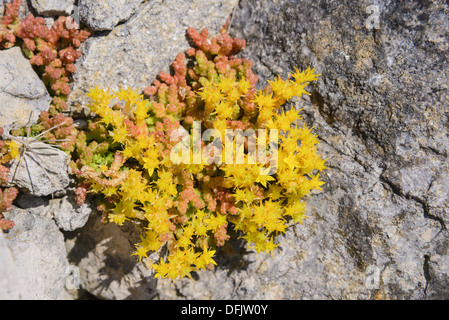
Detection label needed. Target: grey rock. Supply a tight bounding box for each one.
[43,16,55,28]
[68,0,239,111]
[150,0,449,299]
[65,213,159,300]
[78,0,143,31]
[16,193,93,231]
[425,253,449,299]
[30,0,75,16]
[15,193,51,217]
[0,207,71,299]
[0,47,51,132]
[0,232,20,299]
[50,196,92,231]
[8,140,70,197]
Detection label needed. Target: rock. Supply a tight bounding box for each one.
[51,195,92,231]
[16,193,93,231]
[0,207,71,299]
[30,0,75,16]
[0,47,51,132]
[65,213,159,300]
[15,193,51,217]
[149,0,449,299]
[78,0,143,31]
[425,254,449,299]
[0,231,20,299]
[68,0,238,111]
[8,140,70,197]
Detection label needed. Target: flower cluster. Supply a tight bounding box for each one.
[74,27,327,280]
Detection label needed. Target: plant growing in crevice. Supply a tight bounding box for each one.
[73,26,327,280]
[1,0,91,103]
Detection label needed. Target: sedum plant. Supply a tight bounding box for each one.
[72,27,327,280]
[2,0,90,159]
[1,0,91,103]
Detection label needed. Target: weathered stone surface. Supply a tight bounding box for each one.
[68,0,238,111]
[150,0,449,299]
[1,207,71,299]
[65,213,159,300]
[50,196,92,231]
[2,0,446,301]
[0,47,51,132]
[425,254,449,299]
[16,193,93,231]
[78,0,143,31]
[14,193,52,217]
[30,0,75,16]
[0,232,20,299]
[8,140,70,197]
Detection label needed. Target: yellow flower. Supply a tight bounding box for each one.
[217,75,236,93]
[135,100,149,122]
[153,257,170,279]
[141,148,159,176]
[87,85,113,107]
[282,153,298,170]
[268,184,283,200]
[195,223,208,237]
[215,100,235,119]
[212,118,227,137]
[6,140,20,160]
[237,78,252,94]
[114,87,144,110]
[275,108,301,132]
[291,66,320,85]
[109,213,127,225]
[195,246,217,271]
[267,76,294,101]
[255,173,276,188]
[252,91,276,110]
[111,125,128,144]
[227,87,241,103]
[204,213,228,231]
[133,246,149,262]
